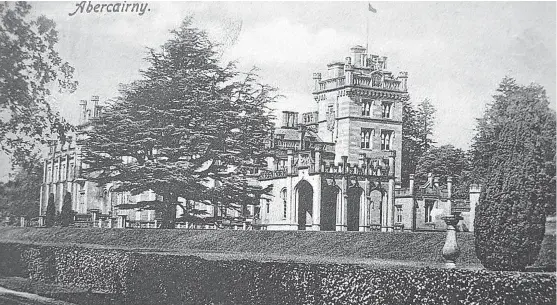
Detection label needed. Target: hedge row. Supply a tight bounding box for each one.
[0,227,483,266]
[0,242,555,305]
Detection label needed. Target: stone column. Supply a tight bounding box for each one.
[314,150,321,173]
[359,191,367,231]
[312,177,321,231]
[447,176,453,199]
[20,217,26,227]
[287,149,294,175]
[336,176,347,231]
[441,213,463,268]
[384,156,396,232]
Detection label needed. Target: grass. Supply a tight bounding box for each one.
[0,226,554,269]
[0,227,483,268]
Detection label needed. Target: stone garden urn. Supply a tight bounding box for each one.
[441,213,464,268]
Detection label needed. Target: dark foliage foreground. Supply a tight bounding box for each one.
[0,242,554,305]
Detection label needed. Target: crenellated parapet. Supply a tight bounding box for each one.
[313,45,409,96]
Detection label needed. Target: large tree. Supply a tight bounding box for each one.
[0,2,77,165]
[0,156,42,222]
[414,145,472,199]
[83,18,277,229]
[401,98,437,185]
[473,77,556,271]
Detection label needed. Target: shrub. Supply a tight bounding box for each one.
[45,193,55,227]
[60,192,74,227]
[0,242,554,305]
[473,78,555,271]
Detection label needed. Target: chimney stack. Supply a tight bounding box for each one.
[79,100,88,125]
[447,176,453,198]
[91,95,101,118]
[281,111,299,128]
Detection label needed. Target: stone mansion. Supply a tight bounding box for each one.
[258,45,478,232]
[39,45,478,231]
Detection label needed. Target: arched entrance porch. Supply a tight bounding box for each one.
[296,180,313,230]
[320,185,339,231]
[347,187,363,231]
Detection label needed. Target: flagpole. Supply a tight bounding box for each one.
[366,11,369,53]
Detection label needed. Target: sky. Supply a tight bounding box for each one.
[1,1,555,177]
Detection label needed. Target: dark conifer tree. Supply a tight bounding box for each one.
[83,18,277,228]
[472,77,556,271]
[45,193,55,227]
[60,192,73,227]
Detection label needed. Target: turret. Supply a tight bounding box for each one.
[312,73,322,92]
[350,45,367,68]
[397,71,408,92]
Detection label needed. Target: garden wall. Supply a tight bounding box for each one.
[0,242,555,305]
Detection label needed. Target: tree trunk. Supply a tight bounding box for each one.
[160,196,177,229]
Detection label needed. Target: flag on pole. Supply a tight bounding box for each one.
[368,3,377,13]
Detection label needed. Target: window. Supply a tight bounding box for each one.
[380,130,393,150]
[280,188,287,219]
[396,206,403,223]
[46,166,52,183]
[53,165,59,182]
[425,200,434,223]
[69,164,74,180]
[361,128,373,149]
[361,99,372,116]
[266,200,270,214]
[382,102,393,118]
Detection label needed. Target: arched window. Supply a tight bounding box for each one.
[280,188,287,219]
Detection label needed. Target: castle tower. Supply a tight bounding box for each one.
[312,45,408,182]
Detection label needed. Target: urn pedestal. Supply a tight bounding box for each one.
[441,213,463,268]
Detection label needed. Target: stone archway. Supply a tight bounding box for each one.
[321,185,339,231]
[347,187,363,231]
[296,180,313,231]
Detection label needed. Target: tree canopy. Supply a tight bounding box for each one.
[0,156,42,222]
[415,145,472,199]
[473,77,556,271]
[0,2,77,165]
[401,98,436,185]
[83,18,278,228]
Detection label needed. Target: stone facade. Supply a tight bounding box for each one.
[39,96,155,228]
[259,46,406,232]
[259,45,477,232]
[394,174,479,232]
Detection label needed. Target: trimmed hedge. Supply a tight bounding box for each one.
[0,242,555,305]
[0,227,483,267]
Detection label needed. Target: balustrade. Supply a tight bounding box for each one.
[317,74,404,91]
